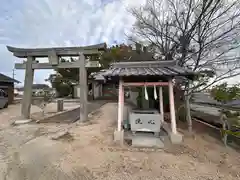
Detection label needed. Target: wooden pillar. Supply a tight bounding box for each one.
[8,85,14,104]
[22,56,34,118]
[99,84,102,97]
[168,79,177,134]
[92,82,95,100]
[159,86,164,122]
[117,80,124,131]
[79,53,88,122]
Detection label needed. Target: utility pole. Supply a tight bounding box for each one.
[12,68,16,80]
[12,68,16,86]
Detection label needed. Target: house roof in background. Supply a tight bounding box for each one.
[0,73,20,83]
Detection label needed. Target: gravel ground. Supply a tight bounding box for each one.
[0,103,239,180]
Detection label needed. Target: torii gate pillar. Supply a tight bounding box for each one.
[79,53,88,122]
[22,56,34,118]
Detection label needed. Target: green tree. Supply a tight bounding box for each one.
[210,83,240,145]
[46,58,79,97]
[211,83,240,104]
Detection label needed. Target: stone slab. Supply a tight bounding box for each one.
[12,119,33,126]
[170,132,183,144]
[35,108,79,123]
[51,130,69,140]
[113,130,124,146]
[132,134,164,148]
[161,122,183,144]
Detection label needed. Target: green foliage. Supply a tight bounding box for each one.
[55,83,72,98]
[211,83,240,132]
[211,83,240,103]
[46,58,83,97]
[222,110,240,118]
[211,83,229,103]
[221,129,240,137]
[99,44,133,68]
[177,104,187,122]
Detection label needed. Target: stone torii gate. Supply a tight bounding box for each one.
[6,43,106,121]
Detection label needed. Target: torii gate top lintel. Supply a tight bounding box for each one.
[6,43,107,58]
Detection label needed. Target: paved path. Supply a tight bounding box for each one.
[191,104,221,116]
[39,101,107,123]
[192,92,220,105]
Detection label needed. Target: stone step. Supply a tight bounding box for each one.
[131,134,164,148]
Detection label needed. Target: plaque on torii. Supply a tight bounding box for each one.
[6,43,106,121]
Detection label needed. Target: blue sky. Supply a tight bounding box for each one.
[1,0,239,87]
[0,0,145,86]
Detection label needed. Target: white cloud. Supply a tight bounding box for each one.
[0,0,146,86]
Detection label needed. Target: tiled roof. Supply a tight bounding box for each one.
[96,60,195,79]
[103,66,193,77]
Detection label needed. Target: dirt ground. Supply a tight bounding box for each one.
[0,103,239,180]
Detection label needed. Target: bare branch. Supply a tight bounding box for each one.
[130,0,240,92]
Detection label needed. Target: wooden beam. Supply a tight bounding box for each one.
[15,61,101,69]
[11,49,101,58]
[123,82,169,86]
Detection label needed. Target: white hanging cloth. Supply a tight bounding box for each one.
[144,85,149,100]
[154,85,158,100]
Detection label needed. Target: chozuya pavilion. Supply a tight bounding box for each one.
[95,60,196,147]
